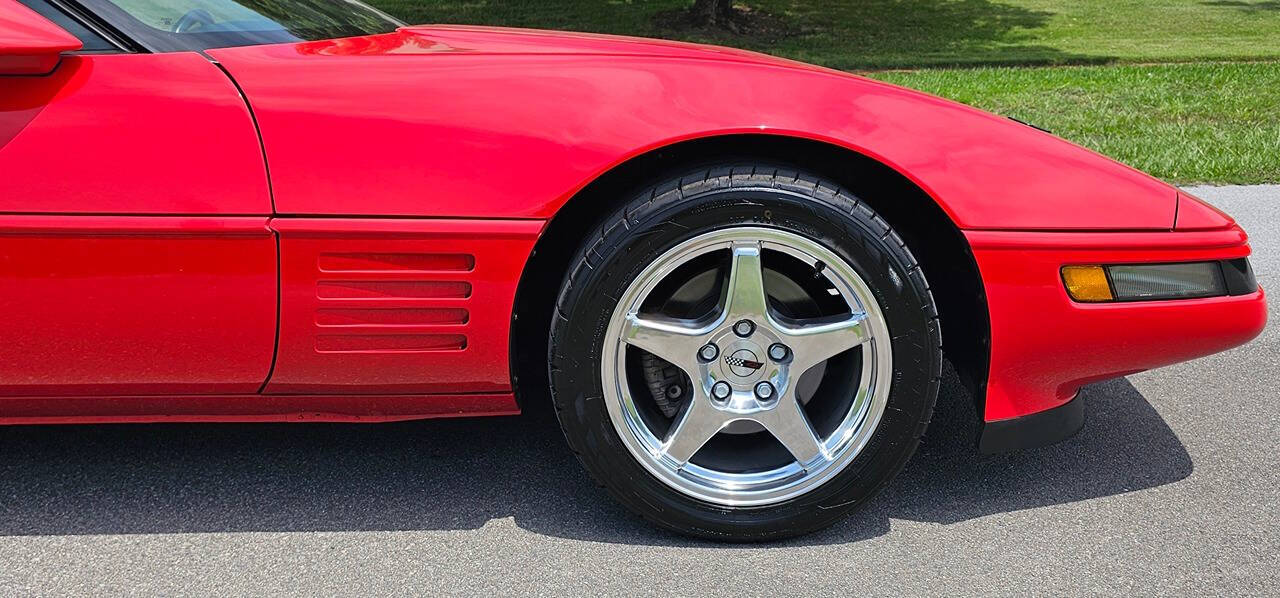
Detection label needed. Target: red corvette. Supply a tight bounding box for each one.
[0,0,1266,540]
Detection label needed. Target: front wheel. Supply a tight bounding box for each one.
[549,164,942,540]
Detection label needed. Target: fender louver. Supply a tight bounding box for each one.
[314,252,473,353]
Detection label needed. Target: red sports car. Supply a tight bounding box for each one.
[0,0,1266,540]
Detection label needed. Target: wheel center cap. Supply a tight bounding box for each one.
[724,348,764,378]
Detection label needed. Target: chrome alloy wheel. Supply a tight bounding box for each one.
[601,227,893,506]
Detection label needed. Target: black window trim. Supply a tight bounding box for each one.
[38,0,144,53]
[62,0,190,53]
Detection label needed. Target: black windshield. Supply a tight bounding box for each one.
[79,0,403,51]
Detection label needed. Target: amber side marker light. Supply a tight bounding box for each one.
[1061,265,1113,302]
[1062,261,1255,303]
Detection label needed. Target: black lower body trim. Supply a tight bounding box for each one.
[978,392,1085,454]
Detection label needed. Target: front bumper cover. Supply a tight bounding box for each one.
[965,225,1266,433]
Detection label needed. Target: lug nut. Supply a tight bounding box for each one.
[754,381,775,400]
[768,343,790,362]
[698,343,719,362]
[711,381,732,400]
[733,320,755,337]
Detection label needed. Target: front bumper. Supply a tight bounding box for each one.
[966,225,1267,440]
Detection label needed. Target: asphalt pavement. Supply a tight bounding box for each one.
[0,185,1276,596]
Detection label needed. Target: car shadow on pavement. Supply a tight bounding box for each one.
[0,366,1192,546]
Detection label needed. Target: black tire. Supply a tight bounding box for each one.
[549,164,942,541]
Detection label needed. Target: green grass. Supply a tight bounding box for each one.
[365,0,1280,183]
[870,62,1280,184]
[756,0,1280,70]
[370,0,1280,68]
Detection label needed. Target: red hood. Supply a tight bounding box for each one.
[296,25,812,68]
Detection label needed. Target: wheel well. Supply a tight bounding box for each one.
[511,134,990,418]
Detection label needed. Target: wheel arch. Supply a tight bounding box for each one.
[511,133,990,421]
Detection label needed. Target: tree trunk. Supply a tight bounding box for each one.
[691,0,735,26]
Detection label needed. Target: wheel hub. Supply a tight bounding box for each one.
[716,334,771,385]
[723,347,763,378]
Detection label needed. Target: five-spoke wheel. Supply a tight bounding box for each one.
[603,228,892,506]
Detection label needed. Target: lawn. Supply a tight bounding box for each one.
[366,0,1280,184]
[874,62,1280,184]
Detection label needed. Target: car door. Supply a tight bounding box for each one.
[0,0,276,396]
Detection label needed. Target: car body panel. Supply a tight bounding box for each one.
[0,216,277,396]
[0,392,518,424]
[1175,190,1237,230]
[0,52,271,214]
[394,24,800,63]
[264,217,542,395]
[208,28,1177,229]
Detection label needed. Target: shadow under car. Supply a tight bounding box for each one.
[0,367,1192,546]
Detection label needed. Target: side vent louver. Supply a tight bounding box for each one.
[314,252,472,353]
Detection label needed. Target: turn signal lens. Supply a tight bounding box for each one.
[1061,262,1235,303]
[1061,265,1113,302]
